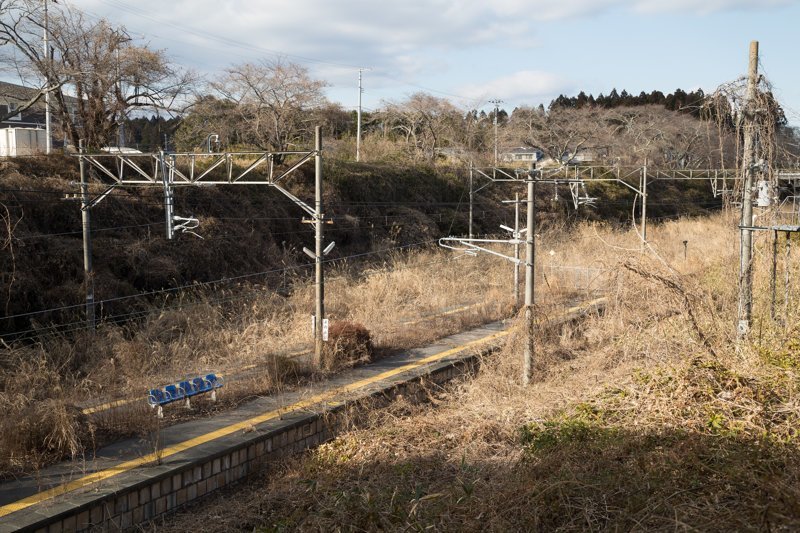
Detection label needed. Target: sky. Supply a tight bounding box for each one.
[49,0,800,125]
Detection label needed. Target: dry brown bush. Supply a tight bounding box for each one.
[319,321,373,371]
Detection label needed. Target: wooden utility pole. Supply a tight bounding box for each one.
[737,40,759,338]
[356,69,363,162]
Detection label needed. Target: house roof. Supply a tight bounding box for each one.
[0,80,78,107]
[0,81,44,105]
[501,146,543,155]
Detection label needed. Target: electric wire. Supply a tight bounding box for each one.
[1,239,439,326]
[5,250,472,340]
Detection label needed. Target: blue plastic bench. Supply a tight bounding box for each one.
[147,373,224,417]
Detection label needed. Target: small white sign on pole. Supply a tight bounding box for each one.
[311,315,316,336]
[322,319,329,341]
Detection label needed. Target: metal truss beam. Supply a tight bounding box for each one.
[75,150,316,186]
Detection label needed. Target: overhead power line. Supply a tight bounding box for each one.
[1,239,439,325]
[96,0,363,71]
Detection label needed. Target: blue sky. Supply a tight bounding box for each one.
[59,0,800,125]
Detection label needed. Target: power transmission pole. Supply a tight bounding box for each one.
[737,40,759,338]
[469,163,474,239]
[314,126,325,365]
[514,192,520,307]
[641,161,648,251]
[79,141,95,329]
[356,68,364,162]
[43,0,51,154]
[490,99,503,177]
[161,151,174,239]
[523,175,536,385]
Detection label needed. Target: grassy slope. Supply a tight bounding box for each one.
[160,214,800,532]
[0,158,482,335]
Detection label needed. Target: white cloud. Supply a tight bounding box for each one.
[78,0,797,65]
[631,0,794,14]
[459,70,571,106]
[72,0,797,104]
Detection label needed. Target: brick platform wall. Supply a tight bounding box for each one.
[29,353,481,533]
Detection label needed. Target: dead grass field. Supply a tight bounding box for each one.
[0,242,533,477]
[158,211,800,532]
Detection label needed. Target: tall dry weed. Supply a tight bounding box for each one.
[160,212,800,532]
[0,244,523,474]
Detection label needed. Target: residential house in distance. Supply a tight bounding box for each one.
[500,145,610,168]
[0,80,47,129]
[560,146,608,166]
[500,146,544,167]
[0,80,79,153]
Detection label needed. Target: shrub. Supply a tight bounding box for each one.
[320,321,373,371]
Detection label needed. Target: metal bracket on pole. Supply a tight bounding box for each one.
[80,183,121,211]
[568,181,597,209]
[303,241,335,260]
[438,237,524,265]
[172,216,202,239]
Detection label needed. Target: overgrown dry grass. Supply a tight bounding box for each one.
[158,212,800,531]
[0,245,520,476]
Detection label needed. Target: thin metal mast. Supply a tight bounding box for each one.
[489,99,502,168]
[641,160,648,250]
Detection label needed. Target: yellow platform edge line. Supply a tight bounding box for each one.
[0,329,509,518]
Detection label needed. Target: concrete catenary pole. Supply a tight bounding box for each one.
[162,152,174,240]
[356,69,363,162]
[641,161,648,250]
[737,40,759,337]
[43,0,51,154]
[469,163,474,239]
[314,126,325,365]
[79,141,95,328]
[514,192,520,308]
[523,176,535,385]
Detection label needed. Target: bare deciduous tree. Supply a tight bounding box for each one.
[504,106,600,164]
[209,59,327,158]
[0,0,194,148]
[380,92,463,161]
[503,104,731,169]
